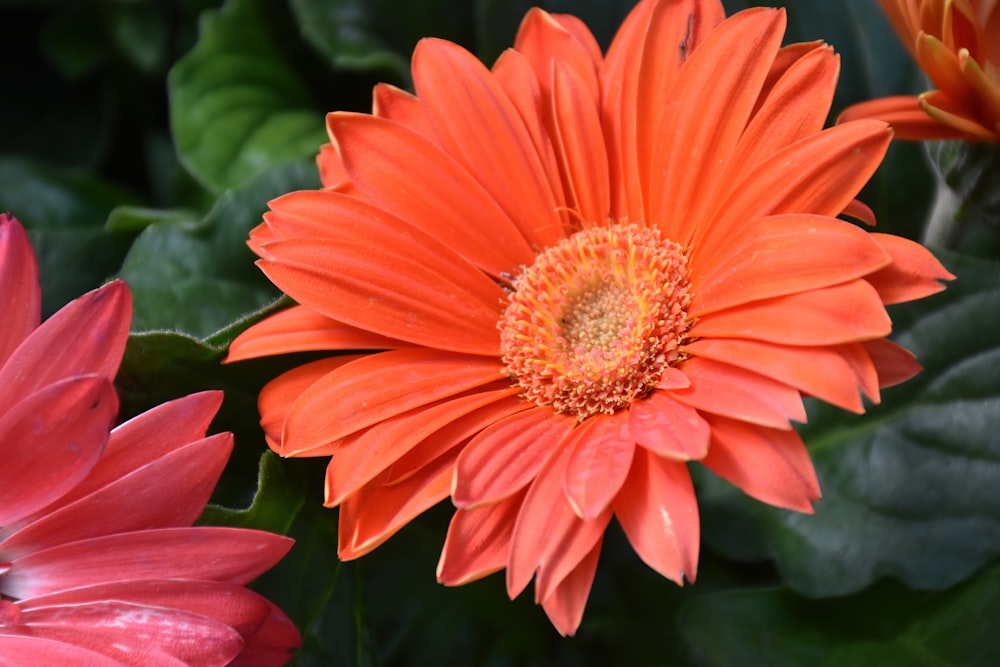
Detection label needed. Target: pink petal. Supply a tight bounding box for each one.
[0,213,41,367]
[628,391,710,460]
[1,434,233,559]
[229,600,301,667]
[0,281,130,409]
[453,407,576,508]
[0,376,117,526]
[5,527,293,599]
[563,412,635,520]
[0,636,125,667]
[612,448,699,584]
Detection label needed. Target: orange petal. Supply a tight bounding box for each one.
[384,394,528,486]
[866,233,955,305]
[507,442,610,600]
[283,349,504,456]
[683,338,872,414]
[690,279,892,346]
[453,407,575,508]
[257,356,361,455]
[323,386,516,507]
[514,8,600,106]
[958,49,1000,129]
[551,62,611,223]
[726,44,838,181]
[327,112,536,275]
[0,281,130,408]
[412,38,564,248]
[372,82,429,134]
[0,376,116,526]
[628,390,710,460]
[316,142,349,189]
[337,456,453,560]
[563,411,635,520]
[863,338,922,388]
[702,121,891,254]
[437,492,524,586]
[691,213,892,316]
[539,538,601,637]
[702,416,820,512]
[915,32,971,103]
[612,447,699,584]
[837,94,973,140]
[668,356,805,429]
[919,89,998,139]
[634,0,727,226]
[0,213,40,367]
[227,305,405,362]
[648,7,786,243]
[841,198,877,226]
[257,236,503,356]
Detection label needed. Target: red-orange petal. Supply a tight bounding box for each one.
[863,338,923,388]
[683,338,870,414]
[514,7,600,105]
[453,407,575,509]
[551,62,611,223]
[539,538,601,637]
[323,386,516,508]
[628,391,710,460]
[506,442,610,600]
[865,233,955,305]
[563,411,635,520]
[337,457,453,560]
[669,357,806,429]
[437,492,524,586]
[372,82,430,134]
[227,305,404,362]
[257,356,361,455]
[413,38,564,249]
[690,279,892,346]
[0,376,117,526]
[691,213,892,316]
[283,349,505,456]
[0,213,41,367]
[838,95,973,140]
[648,8,786,243]
[256,233,504,356]
[327,112,536,275]
[701,416,820,512]
[700,121,891,258]
[612,447,699,584]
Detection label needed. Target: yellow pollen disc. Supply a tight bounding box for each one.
[499,223,693,421]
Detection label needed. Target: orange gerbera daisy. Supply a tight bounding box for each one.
[0,213,300,665]
[839,0,1000,140]
[229,0,954,635]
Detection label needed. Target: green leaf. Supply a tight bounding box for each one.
[679,563,1000,667]
[0,158,139,315]
[168,0,327,192]
[200,451,306,535]
[698,250,1000,597]
[118,161,318,339]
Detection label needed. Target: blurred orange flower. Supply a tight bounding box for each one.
[0,213,300,666]
[230,0,953,635]
[839,0,1000,140]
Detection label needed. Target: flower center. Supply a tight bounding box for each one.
[499,223,692,420]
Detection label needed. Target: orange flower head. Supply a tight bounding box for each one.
[229,0,954,635]
[840,0,1000,140]
[0,213,301,665]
